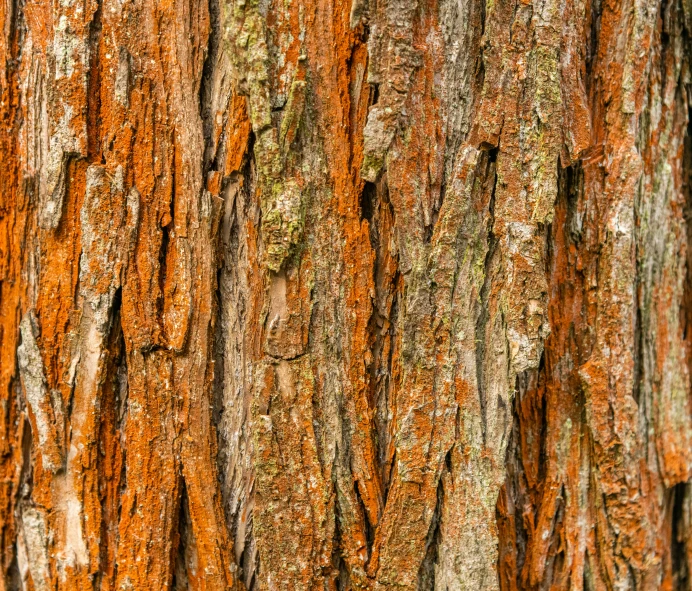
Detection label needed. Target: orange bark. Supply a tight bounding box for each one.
[1,0,692,589]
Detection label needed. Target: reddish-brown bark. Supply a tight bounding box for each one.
[2,0,692,589]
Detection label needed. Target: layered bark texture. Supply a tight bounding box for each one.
[2,0,692,588]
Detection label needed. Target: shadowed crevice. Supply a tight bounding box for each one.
[96,290,127,589]
[86,0,102,161]
[671,482,690,589]
[200,0,221,173]
[475,148,498,447]
[417,456,446,591]
[171,482,193,591]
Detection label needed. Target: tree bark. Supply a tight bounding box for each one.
[0,0,691,589]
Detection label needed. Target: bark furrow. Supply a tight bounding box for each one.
[1,0,692,589]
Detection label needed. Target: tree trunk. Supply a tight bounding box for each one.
[1,0,691,588]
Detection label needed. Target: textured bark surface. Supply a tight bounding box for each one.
[2,0,692,588]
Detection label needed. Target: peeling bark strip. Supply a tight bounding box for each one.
[2,0,692,588]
